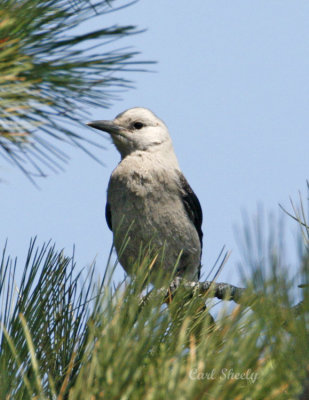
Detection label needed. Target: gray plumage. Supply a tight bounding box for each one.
[87,108,203,283]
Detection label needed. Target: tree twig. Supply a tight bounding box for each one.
[139,277,306,317]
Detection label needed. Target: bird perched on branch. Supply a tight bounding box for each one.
[87,108,203,285]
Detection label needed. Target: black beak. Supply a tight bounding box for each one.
[86,120,123,135]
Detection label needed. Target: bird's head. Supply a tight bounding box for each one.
[87,107,173,158]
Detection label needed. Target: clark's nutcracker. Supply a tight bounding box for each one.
[87,108,203,283]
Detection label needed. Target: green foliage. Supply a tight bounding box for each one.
[0,239,97,398]
[0,197,308,400]
[0,0,150,179]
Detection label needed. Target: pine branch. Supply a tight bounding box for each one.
[0,0,153,180]
[140,277,307,322]
[168,277,246,303]
[0,238,100,398]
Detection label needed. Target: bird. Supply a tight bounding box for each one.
[87,107,203,285]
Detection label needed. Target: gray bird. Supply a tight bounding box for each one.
[87,107,203,284]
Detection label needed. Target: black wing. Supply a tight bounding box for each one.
[105,202,112,231]
[177,171,203,249]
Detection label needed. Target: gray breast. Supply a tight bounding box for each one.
[107,157,201,282]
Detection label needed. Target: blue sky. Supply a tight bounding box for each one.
[1,0,308,286]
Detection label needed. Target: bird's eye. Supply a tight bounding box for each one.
[133,122,144,130]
